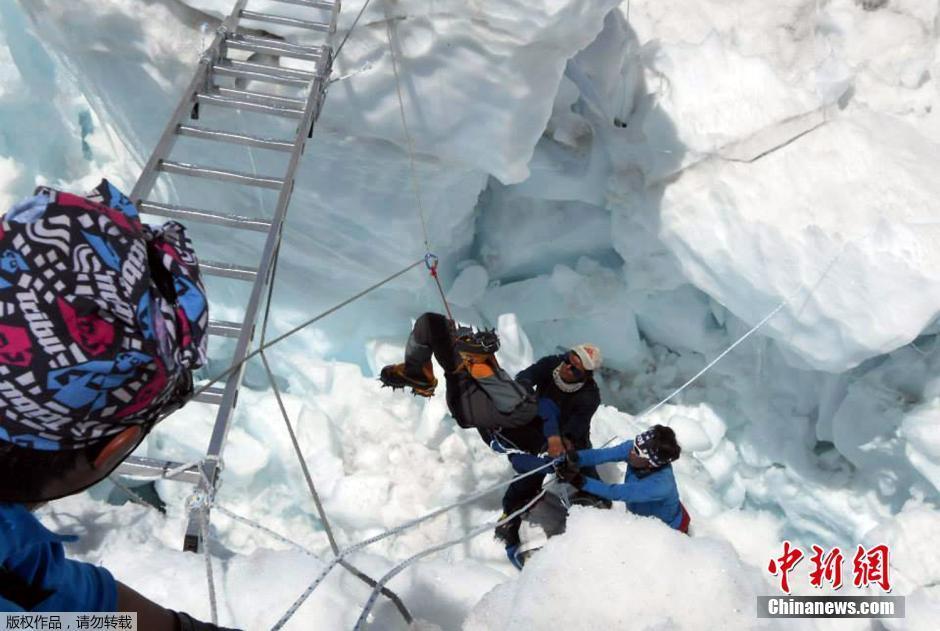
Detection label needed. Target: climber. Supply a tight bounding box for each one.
[490,344,606,556]
[555,424,691,533]
[379,313,603,451]
[0,181,231,629]
[379,314,607,555]
[379,312,539,430]
[505,489,610,571]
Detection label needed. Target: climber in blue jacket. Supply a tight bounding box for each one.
[555,425,691,533]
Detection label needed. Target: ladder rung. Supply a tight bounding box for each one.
[230,32,323,55]
[194,386,227,405]
[138,199,273,233]
[200,259,259,282]
[223,38,323,63]
[213,64,310,88]
[270,0,335,10]
[218,58,314,81]
[196,93,304,119]
[116,456,203,484]
[239,9,334,33]
[177,124,294,153]
[212,86,306,109]
[208,319,244,338]
[158,160,284,189]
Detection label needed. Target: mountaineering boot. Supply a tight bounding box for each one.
[379,361,437,397]
[505,544,525,571]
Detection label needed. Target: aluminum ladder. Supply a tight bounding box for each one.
[116,0,336,550]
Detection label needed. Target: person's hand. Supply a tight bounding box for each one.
[555,459,585,489]
[547,435,565,457]
[564,449,579,467]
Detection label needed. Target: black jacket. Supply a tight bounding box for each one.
[515,354,600,448]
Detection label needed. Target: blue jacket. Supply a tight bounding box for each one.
[577,441,684,529]
[0,503,116,612]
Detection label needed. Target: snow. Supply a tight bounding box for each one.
[465,509,772,630]
[658,112,940,372]
[2,0,940,627]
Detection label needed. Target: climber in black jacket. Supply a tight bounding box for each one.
[491,345,606,556]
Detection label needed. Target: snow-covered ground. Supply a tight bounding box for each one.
[4,0,940,628]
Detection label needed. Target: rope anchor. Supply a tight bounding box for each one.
[424,252,439,274]
[424,252,454,321]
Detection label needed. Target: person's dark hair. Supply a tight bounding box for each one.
[649,425,681,463]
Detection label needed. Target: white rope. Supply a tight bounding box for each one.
[353,485,553,630]
[107,476,156,508]
[328,62,374,85]
[214,504,318,555]
[117,458,205,482]
[385,4,432,252]
[269,460,555,629]
[637,299,788,422]
[186,491,219,625]
[334,0,377,61]
[612,253,849,448]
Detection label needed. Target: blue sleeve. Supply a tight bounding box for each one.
[1,504,117,612]
[13,543,118,612]
[576,441,633,467]
[508,453,552,474]
[581,474,671,504]
[538,397,561,438]
[515,355,560,391]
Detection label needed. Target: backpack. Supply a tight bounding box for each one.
[445,329,537,430]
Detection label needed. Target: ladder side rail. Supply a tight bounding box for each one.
[130,0,252,202]
[184,53,332,550]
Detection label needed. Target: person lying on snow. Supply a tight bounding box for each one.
[0,180,234,629]
[506,488,610,570]
[555,424,691,534]
[378,312,608,554]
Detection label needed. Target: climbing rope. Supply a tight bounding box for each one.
[190,257,424,402]
[385,7,432,253]
[334,0,377,61]
[383,4,460,324]
[259,350,415,624]
[353,485,554,629]
[270,461,557,628]
[184,489,219,625]
[260,351,339,551]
